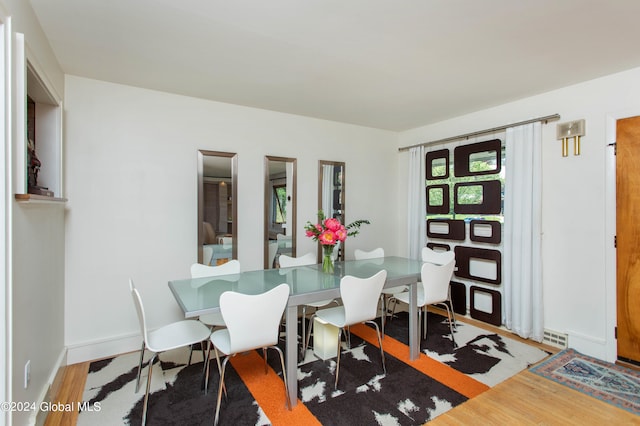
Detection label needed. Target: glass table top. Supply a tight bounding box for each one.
[169,256,422,318]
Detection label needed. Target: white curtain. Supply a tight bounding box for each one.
[407,146,426,260]
[504,122,543,341]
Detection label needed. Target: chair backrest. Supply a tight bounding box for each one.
[277,233,292,249]
[129,279,150,347]
[421,247,455,265]
[220,283,290,353]
[278,252,316,268]
[420,259,456,305]
[268,241,278,268]
[331,241,341,261]
[218,236,232,246]
[190,259,240,278]
[354,247,384,260]
[340,270,387,325]
[203,245,214,266]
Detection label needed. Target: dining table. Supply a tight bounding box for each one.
[168,255,423,408]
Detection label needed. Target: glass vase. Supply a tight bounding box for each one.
[322,245,335,274]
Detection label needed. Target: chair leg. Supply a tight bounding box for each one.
[303,313,316,356]
[205,344,226,397]
[447,286,458,330]
[389,297,399,321]
[187,344,193,365]
[300,305,308,357]
[422,306,428,340]
[334,328,343,390]
[271,345,291,409]
[214,355,230,426]
[441,303,457,348]
[135,341,145,393]
[204,342,211,394]
[366,320,386,374]
[387,296,398,322]
[141,353,157,426]
[380,295,387,337]
[263,348,268,374]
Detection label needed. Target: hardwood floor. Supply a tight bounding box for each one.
[44,315,640,425]
[43,362,89,426]
[430,370,639,425]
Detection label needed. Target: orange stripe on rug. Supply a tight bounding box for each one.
[229,351,322,426]
[350,323,489,399]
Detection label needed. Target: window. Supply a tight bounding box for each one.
[426,142,505,222]
[273,184,287,224]
[424,137,506,326]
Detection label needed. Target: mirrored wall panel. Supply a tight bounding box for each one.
[265,156,297,269]
[198,150,238,266]
[318,160,345,262]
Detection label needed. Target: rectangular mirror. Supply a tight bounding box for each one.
[198,150,238,265]
[318,160,345,262]
[265,156,297,269]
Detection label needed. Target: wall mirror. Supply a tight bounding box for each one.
[198,150,238,266]
[264,156,297,269]
[318,160,345,262]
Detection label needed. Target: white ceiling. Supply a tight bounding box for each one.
[30,0,640,131]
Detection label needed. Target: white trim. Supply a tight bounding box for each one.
[1,14,11,426]
[568,330,608,360]
[66,332,142,365]
[604,107,640,363]
[31,348,67,425]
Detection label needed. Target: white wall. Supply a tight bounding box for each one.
[397,66,640,361]
[0,0,66,424]
[63,75,398,362]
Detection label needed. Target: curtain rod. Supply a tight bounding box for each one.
[398,113,560,152]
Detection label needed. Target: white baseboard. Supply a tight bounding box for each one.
[67,332,142,364]
[33,348,67,426]
[567,330,611,361]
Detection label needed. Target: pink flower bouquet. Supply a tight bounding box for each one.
[304,210,369,273]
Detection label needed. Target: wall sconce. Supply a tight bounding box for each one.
[556,119,585,157]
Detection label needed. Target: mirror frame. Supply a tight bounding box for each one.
[318,160,346,262]
[264,155,297,268]
[198,150,238,263]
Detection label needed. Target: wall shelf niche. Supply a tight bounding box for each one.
[13,33,64,201]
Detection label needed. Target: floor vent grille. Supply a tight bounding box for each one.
[543,329,568,348]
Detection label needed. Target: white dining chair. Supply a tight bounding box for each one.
[206,283,291,426]
[190,260,241,330]
[129,279,212,426]
[331,240,341,261]
[268,241,278,268]
[276,232,292,247]
[303,270,387,389]
[279,252,339,357]
[392,259,457,347]
[421,247,457,328]
[354,248,399,336]
[203,245,214,266]
[218,236,232,246]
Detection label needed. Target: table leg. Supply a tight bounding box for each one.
[285,304,297,407]
[408,281,419,360]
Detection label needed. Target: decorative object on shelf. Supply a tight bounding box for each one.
[26,138,54,197]
[304,210,370,274]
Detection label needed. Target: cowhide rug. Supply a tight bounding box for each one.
[78,312,548,425]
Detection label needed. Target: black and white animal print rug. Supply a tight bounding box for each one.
[78,312,548,425]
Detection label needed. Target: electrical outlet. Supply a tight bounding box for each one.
[24,360,31,389]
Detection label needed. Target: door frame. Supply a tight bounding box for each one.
[605,108,640,363]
